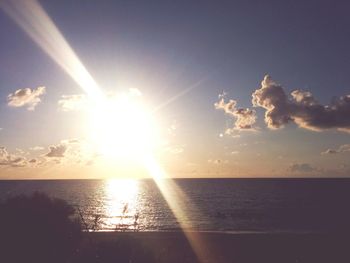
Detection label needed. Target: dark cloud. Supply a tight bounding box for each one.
[208,159,228,165]
[289,163,315,173]
[321,144,350,155]
[43,139,98,167]
[322,149,338,154]
[215,95,257,134]
[45,144,67,158]
[252,75,350,132]
[10,157,27,167]
[7,86,46,111]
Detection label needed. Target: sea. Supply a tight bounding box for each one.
[0,178,349,233]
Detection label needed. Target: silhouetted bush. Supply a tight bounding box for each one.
[0,192,82,263]
[75,235,156,263]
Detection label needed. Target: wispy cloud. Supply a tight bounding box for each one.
[165,145,185,154]
[289,163,315,173]
[7,86,46,111]
[321,144,350,155]
[29,146,45,151]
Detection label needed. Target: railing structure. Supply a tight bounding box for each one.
[75,206,140,232]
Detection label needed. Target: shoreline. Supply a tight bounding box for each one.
[89,229,345,234]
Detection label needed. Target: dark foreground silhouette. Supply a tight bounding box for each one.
[0,192,81,263]
[0,192,350,263]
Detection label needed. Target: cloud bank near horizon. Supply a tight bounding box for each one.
[0,147,28,167]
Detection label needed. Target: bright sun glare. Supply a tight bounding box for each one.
[89,91,158,161]
[1,1,212,261]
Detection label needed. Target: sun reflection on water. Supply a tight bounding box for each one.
[104,179,140,231]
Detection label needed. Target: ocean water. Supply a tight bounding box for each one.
[0,178,349,233]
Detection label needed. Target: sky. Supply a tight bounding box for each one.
[0,0,349,179]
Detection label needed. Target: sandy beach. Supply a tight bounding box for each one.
[80,231,350,263]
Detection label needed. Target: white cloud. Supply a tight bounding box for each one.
[252,75,350,132]
[29,146,45,151]
[219,76,350,133]
[7,86,46,110]
[58,94,90,111]
[215,94,257,134]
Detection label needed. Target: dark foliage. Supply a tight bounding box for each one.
[75,236,156,263]
[0,192,81,263]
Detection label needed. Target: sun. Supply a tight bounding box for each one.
[88,90,158,161]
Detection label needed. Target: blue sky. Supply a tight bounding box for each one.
[0,0,349,178]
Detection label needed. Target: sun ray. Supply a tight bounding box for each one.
[2,1,214,262]
[144,156,216,263]
[152,77,208,113]
[0,0,104,101]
